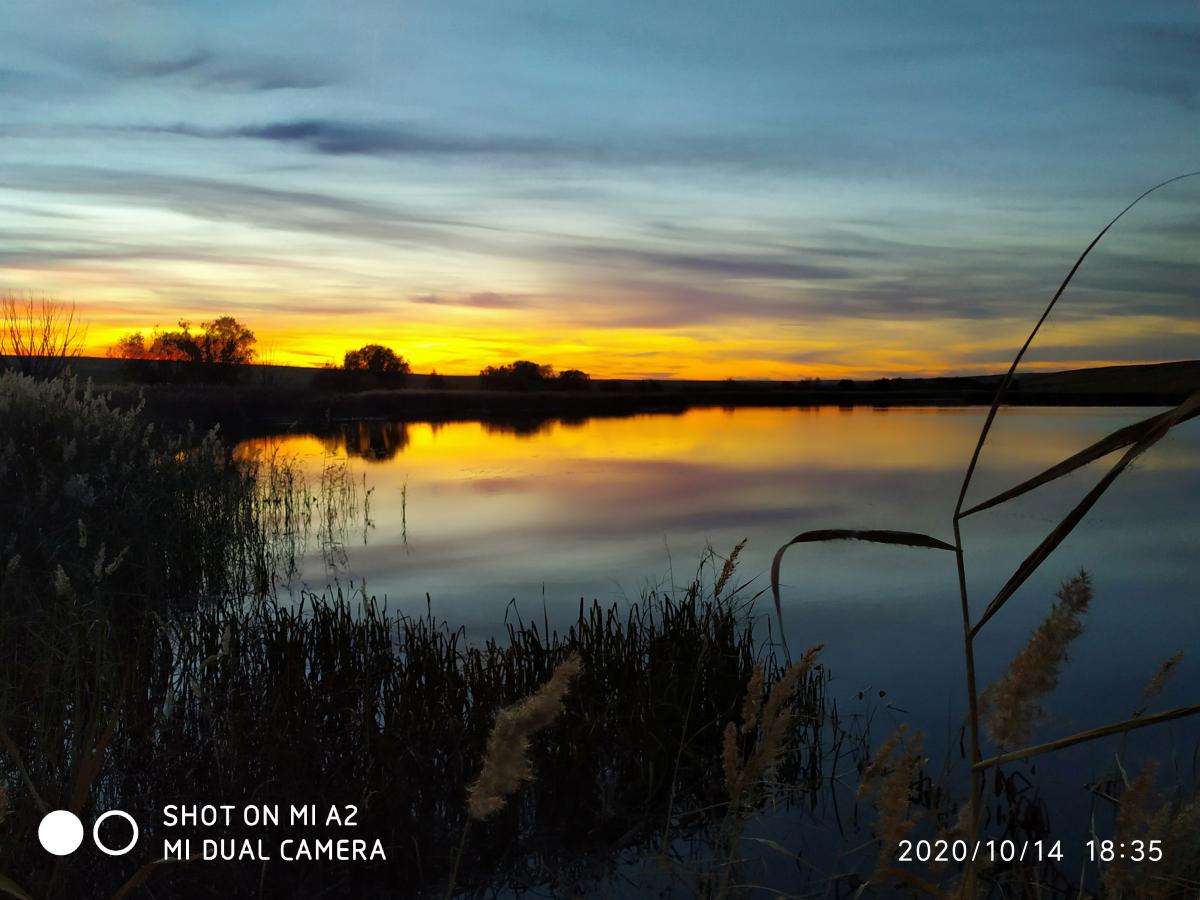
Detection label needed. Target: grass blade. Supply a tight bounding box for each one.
[954,170,1200,521]
[0,875,31,900]
[771,529,956,654]
[973,702,1200,771]
[960,403,1200,518]
[972,387,1200,636]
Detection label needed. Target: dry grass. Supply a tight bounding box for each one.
[981,571,1093,748]
[467,654,583,820]
[1136,651,1184,717]
[713,644,822,898]
[769,174,1200,898]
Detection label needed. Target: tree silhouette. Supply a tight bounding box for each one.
[479,360,554,388]
[558,369,591,390]
[343,344,410,379]
[1,294,86,378]
[110,317,257,365]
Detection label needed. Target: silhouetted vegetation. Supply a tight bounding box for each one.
[342,343,410,380]
[480,358,555,388]
[558,368,591,389]
[0,294,86,378]
[770,174,1200,899]
[317,420,411,461]
[108,316,257,383]
[478,360,594,391]
[0,370,853,898]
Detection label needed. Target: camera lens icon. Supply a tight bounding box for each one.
[38,809,138,856]
[93,810,139,856]
[38,810,83,856]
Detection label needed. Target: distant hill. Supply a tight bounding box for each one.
[1018,360,1200,396]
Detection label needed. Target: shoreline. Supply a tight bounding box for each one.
[110,381,1190,436]
[22,355,1196,433]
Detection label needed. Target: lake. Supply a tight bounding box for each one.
[236,404,1200,852]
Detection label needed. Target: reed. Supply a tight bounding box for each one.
[771,173,1200,898]
[0,416,841,900]
[713,644,822,898]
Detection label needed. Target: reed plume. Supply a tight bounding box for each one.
[857,726,925,874]
[981,570,1092,748]
[713,538,746,598]
[723,644,822,807]
[466,653,582,820]
[1104,762,1157,898]
[712,645,822,898]
[1135,650,1183,716]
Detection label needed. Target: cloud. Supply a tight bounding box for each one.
[83,47,333,92]
[410,292,529,310]
[101,50,213,79]
[1096,23,1200,110]
[139,117,902,174]
[563,245,855,282]
[0,164,494,253]
[153,119,581,158]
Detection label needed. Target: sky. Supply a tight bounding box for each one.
[1,0,1198,378]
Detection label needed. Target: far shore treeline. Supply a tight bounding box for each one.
[107,313,595,390]
[4,296,1200,438]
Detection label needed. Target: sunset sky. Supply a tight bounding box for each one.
[1,1,1198,378]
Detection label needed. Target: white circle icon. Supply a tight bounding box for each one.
[93,810,139,856]
[38,810,84,856]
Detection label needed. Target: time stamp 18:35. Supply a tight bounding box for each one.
[896,839,1164,864]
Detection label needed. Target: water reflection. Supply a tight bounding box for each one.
[317,421,411,461]
[237,405,1200,852]
[236,405,1199,745]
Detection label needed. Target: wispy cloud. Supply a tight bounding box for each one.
[411,292,530,310]
[81,47,334,92]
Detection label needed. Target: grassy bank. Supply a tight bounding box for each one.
[3,368,1198,899]
[0,371,851,899]
[32,355,1200,435]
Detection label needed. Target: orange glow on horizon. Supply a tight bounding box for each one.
[59,278,1200,382]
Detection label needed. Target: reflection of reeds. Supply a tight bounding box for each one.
[0,534,840,899]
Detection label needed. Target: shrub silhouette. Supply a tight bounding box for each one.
[557,368,591,390]
[108,316,257,382]
[479,360,555,389]
[343,344,410,380]
[1,294,86,379]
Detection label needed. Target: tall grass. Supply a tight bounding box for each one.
[0,374,848,896]
[0,581,842,898]
[771,173,1200,897]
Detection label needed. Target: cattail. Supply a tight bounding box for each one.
[466,654,582,821]
[714,539,747,598]
[1136,651,1183,716]
[981,570,1093,748]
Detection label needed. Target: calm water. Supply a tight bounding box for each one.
[237,404,1200,846]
